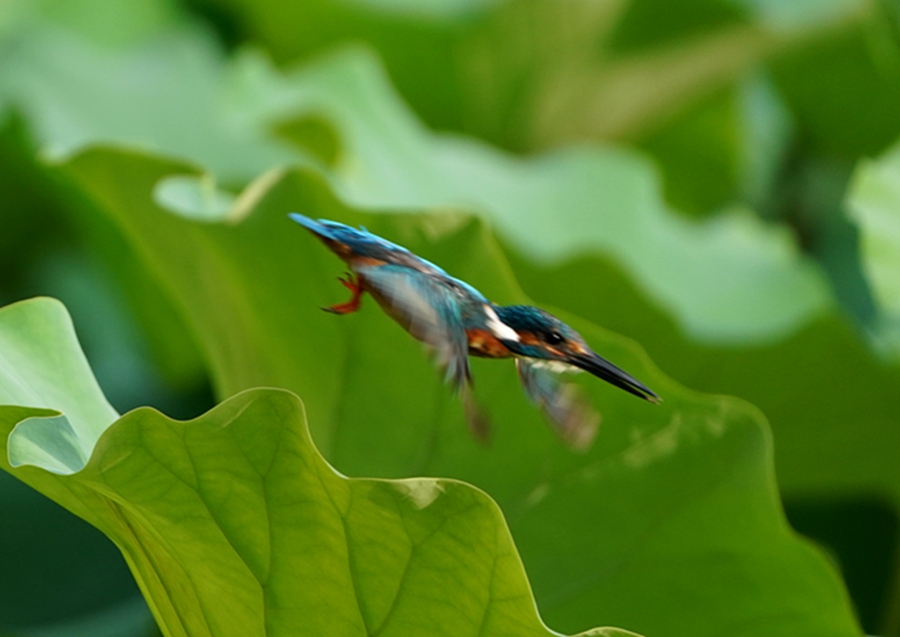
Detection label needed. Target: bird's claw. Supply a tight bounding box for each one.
[337,272,359,292]
[323,272,363,314]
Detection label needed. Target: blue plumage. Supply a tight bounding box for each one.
[289,214,467,286]
[290,213,659,448]
[289,214,404,259]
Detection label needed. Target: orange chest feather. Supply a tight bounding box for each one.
[466,328,511,358]
[348,255,389,269]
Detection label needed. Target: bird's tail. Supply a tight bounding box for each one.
[289,213,337,240]
[461,383,491,445]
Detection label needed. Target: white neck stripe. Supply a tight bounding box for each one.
[484,305,520,342]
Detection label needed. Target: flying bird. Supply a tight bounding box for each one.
[290,213,659,449]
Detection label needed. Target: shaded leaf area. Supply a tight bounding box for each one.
[506,243,900,634]
[0,297,635,637]
[0,7,833,345]
[0,115,63,300]
[785,497,899,634]
[769,10,900,161]
[0,472,153,637]
[58,147,860,637]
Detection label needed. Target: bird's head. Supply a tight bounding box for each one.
[492,305,660,403]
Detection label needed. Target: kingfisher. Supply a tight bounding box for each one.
[290,213,660,449]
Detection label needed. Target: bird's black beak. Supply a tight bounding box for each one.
[572,351,661,404]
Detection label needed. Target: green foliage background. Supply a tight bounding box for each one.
[1,0,899,635]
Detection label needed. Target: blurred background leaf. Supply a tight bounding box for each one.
[849,141,900,361]
[4,23,836,344]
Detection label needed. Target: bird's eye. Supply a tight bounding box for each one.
[545,331,564,345]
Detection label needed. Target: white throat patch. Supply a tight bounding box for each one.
[484,305,520,342]
[530,360,582,374]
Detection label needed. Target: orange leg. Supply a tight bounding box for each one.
[323,272,364,314]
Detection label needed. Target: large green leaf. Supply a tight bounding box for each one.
[1,297,630,637]
[57,146,860,636]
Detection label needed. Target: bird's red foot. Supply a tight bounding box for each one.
[323,272,364,314]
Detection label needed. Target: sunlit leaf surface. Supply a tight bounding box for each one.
[1,298,633,637]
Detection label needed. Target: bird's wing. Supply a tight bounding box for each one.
[516,359,599,451]
[357,263,473,393]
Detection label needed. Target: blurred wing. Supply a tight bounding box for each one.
[359,264,472,393]
[516,359,599,451]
